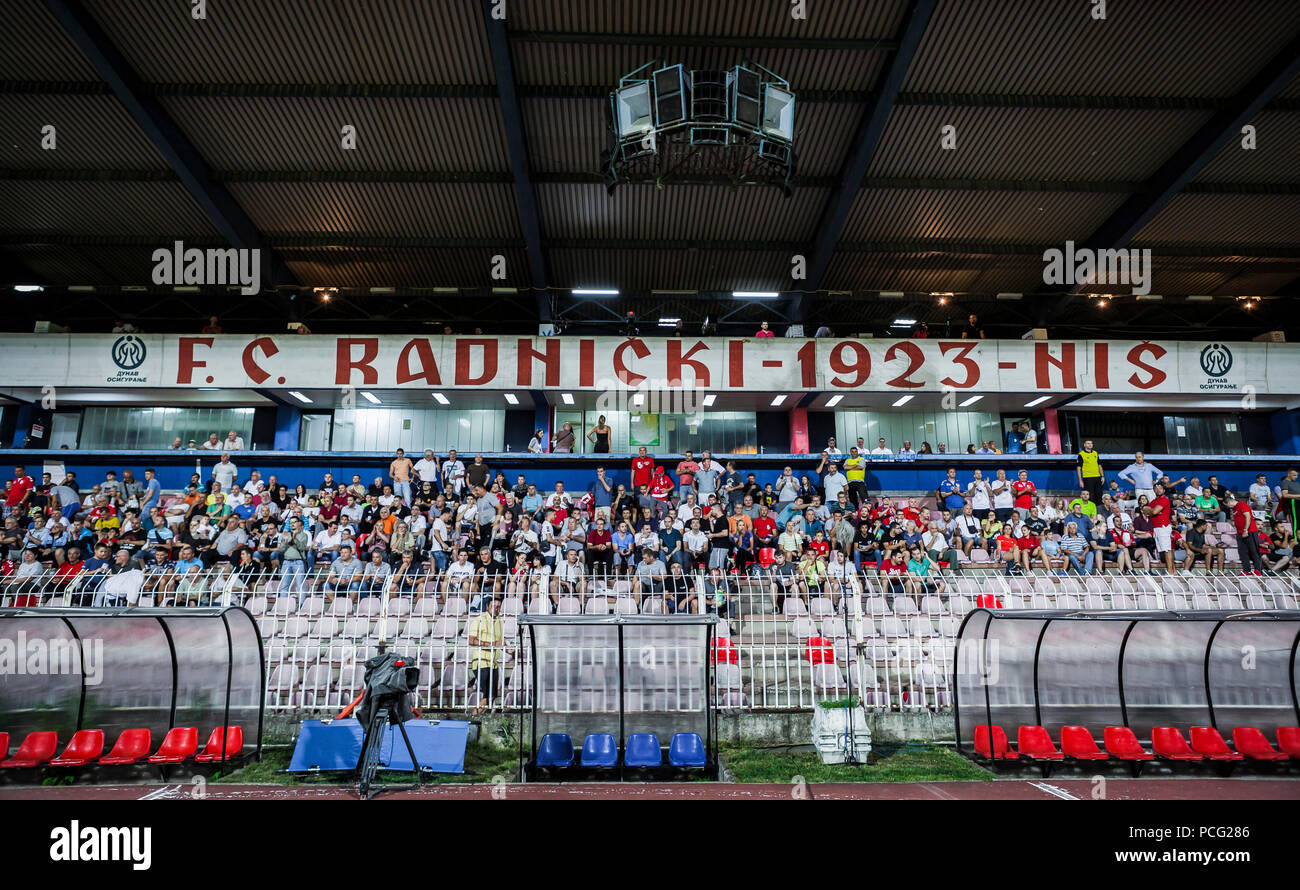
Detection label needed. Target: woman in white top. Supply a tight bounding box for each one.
[527,430,545,454]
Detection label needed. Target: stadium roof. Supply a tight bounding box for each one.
[2,0,1298,338]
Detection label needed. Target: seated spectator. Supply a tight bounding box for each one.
[1181,518,1223,573]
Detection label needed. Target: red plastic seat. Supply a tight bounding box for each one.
[0,731,59,768]
[147,727,198,764]
[0,732,7,758]
[1017,725,1065,760]
[194,726,244,763]
[1104,726,1154,761]
[1231,727,1288,762]
[1059,725,1108,760]
[1277,727,1300,758]
[973,724,1018,760]
[1151,726,1203,761]
[50,729,105,767]
[99,729,152,765]
[1189,726,1242,761]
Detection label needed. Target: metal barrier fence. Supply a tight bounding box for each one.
[4,564,1299,715]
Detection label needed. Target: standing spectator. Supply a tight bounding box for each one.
[211,453,238,492]
[990,469,1015,523]
[441,449,467,496]
[1279,468,1300,529]
[1011,469,1036,521]
[201,315,223,334]
[675,451,700,500]
[1117,452,1163,502]
[389,448,414,505]
[1226,493,1263,575]
[414,450,441,488]
[1075,439,1105,503]
[956,314,984,339]
[551,422,576,453]
[587,415,612,453]
[755,320,775,338]
[937,467,966,514]
[695,452,722,504]
[843,448,868,507]
[1144,481,1176,574]
[527,430,546,453]
[5,465,34,520]
[1021,422,1038,454]
[631,447,655,492]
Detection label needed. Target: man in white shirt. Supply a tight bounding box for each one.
[966,470,992,514]
[825,437,842,457]
[200,433,222,450]
[870,438,892,455]
[990,468,1015,522]
[312,521,344,564]
[817,453,847,505]
[428,508,452,573]
[441,449,466,495]
[222,430,245,451]
[552,549,585,597]
[1248,473,1273,514]
[443,550,476,599]
[414,449,441,485]
[898,441,916,455]
[211,453,238,491]
[545,482,573,513]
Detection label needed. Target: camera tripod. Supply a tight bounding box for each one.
[356,694,425,800]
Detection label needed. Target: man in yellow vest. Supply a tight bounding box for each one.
[843,446,868,508]
[1076,439,1105,504]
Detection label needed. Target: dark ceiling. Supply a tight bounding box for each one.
[2,0,1298,339]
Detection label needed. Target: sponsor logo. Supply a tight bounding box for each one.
[1200,343,1232,377]
[111,335,147,371]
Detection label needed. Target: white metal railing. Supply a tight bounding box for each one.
[6,562,1299,715]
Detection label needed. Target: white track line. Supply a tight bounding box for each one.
[1029,781,1079,800]
[138,784,181,800]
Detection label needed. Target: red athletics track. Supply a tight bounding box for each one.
[2,779,1298,800]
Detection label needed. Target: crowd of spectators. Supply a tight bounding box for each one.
[3,434,1298,618]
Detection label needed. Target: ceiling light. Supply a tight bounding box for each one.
[702,394,716,407]
[431,393,450,405]
[504,393,520,405]
[360,391,381,405]
[891,318,917,326]
[959,395,983,407]
[996,293,1023,301]
[770,395,787,406]
[561,393,575,405]
[1187,295,1214,302]
[825,395,843,407]
[288,391,312,404]
[657,317,681,327]
[13,285,43,292]
[878,291,904,299]
[892,395,913,407]
[572,288,619,296]
[733,291,780,298]
[1024,396,1050,407]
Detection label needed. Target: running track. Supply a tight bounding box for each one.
[2,779,1298,800]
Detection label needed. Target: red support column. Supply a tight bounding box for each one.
[789,406,809,454]
[1042,408,1062,455]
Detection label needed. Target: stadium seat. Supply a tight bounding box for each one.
[536,733,575,767]
[99,729,152,765]
[50,729,105,767]
[0,732,7,757]
[1188,726,1242,761]
[624,732,663,768]
[1151,726,1203,761]
[973,725,1018,760]
[0,731,58,768]
[1231,727,1288,761]
[1276,727,1300,757]
[1104,727,1154,761]
[1017,725,1064,761]
[1059,726,1107,760]
[148,727,198,764]
[194,726,244,763]
[579,733,617,767]
[668,732,706,768]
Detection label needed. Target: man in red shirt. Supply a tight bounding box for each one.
[53,545,86,590]
[674,451,699,500]
[1143,481,1175,573]
[631,446,655,491]
[5,465,33,520]
[1225,492,1263,574]
[752,505,778,551]
[1012,469,1036,521]
[650,466,675,502]
[880,549,909,594]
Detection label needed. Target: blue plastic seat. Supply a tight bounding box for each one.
[669,732,706,767]
[625,732,663,767]
[580,733,618,767]
[537,733,574,767]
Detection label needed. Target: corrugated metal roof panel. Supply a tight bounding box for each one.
[0,180,220,237]
[0,0,102,80]
[225,181,524,239]
[1194,111,1300,183]
[548,247,790,290]
[510,42,887,92]
[870,105,1212,181]
[1134,194,1300,246]
[279,247,533,288]
[82,0,493,84]
[822,251,1047,294]
[904,0,1300,98]
[509,0,908,38]
[160,96,510,171]
[0,94,169,169]
[536,182,827,241]
[841,188,1128,242]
